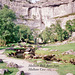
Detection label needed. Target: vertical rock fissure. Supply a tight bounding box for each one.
[39,8,45,28]
[28,7,31,18]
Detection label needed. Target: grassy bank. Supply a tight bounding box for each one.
[0,63,18,75]
[42,43,75,52]
[30,43,75,75]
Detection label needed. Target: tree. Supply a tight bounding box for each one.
[17,25,33,42]
[0,7,19,43]
[39,27,51,43]
[55,21,63,41]
[72,19,75,32]
[40,20,70,43]
[65,20,72,35]
[62,30,69,40]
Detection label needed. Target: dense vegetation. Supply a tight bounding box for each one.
[40,20,75,43]
[0,5,75,45]
[0,6,33,45]
[17,24,33,42]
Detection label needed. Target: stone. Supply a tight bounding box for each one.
[66,73,73,75]
[25,54,33,59]
[70,58,75,65]
[62,50,75,55]
[7,62,19,68]
[18,43,23,47]
[0,69,9,75]
[3,69,9,72]
[25,48,31,52]
[33,55,39,59]
[6,47,14,50]
[50,49,59,52]
[42,55,55,60]
[37,61,42,63]
[14,46,21,48]
[0,59,3,63]
[0,69,5,75]
[11,44,15,47]
[24,52,30,54]
[16,71,25,75]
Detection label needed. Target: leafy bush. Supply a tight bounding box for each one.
[39,20,70,43]
[17,24,33,42]
[72,19,75,32]
[65,20,72,35]
[0,39,6,46]
[39,28,49,43]
[0,7,20,44]
[4,4,9,8]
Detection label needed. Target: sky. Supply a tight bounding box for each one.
[31,0,40,3]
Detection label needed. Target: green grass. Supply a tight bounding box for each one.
[14,47,26,50]
[2,43,75,75]
[35,50,50,56]
[7,43,18,46]
[36,43,75,56]
[27,58,75,75]
[42,43,75,52]
[33,43,75,75]
[0,47,8,50]
[4,50,16,55]
[0,63,18,75]
[57,63,75,75]
[7,42,29,47]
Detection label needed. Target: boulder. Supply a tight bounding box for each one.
[18,43,23,47]
[50,49,59,52]
[24,52,30,55]
[7,62,19,68]
[0,69,9,75]
[62,50,75,55]
[11,44,15,47]
[70,58,75,65]
[25,48,31,52]
[6,47,14,50]
[66,73,73,75]
[25,48,35,55]
[0,59,3,63]
[25,54,33,59]
[42,55,55,61]
[33,55,39,59]
[16,71,25,75]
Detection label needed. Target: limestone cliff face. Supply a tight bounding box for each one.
[0,0,75,30]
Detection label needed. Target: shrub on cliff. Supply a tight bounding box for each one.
[72,19,75,32]
[65,20,72,36]
[65,19,75,35]
[40,21,69,43]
